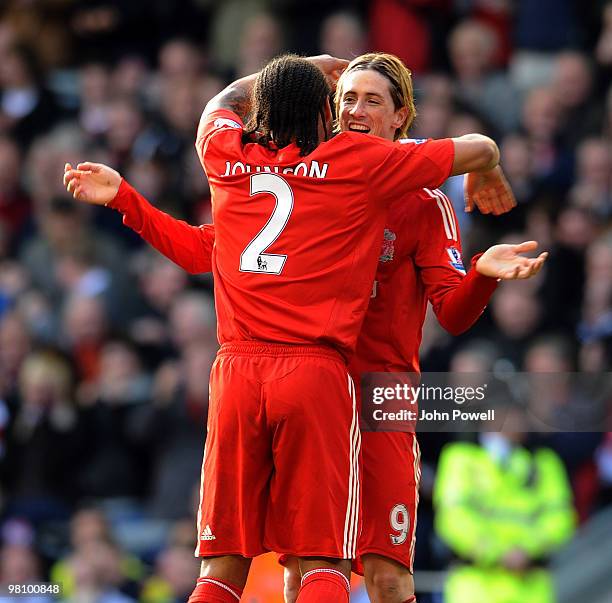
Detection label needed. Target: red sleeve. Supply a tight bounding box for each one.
[348,134,454,205]
[108,179,214,274]
[414,189,498,335]
[195,108,244,173]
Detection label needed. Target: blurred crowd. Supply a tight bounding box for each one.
[0,0,611,601]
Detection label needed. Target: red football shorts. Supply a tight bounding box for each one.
[195,342,361,560]
[353,431,421,575]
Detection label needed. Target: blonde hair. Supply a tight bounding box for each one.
[335,52,417,140]
[19,350,73,402]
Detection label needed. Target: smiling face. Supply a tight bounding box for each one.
[337,68,409,142]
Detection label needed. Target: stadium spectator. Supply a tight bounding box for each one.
[434,408,576,603]
[0,310,31,403]
[549,51,600,148]
[0,542,54,603]
[75,337,151,500]
[319,11,366,60]
[158,38,204,83]
[0,135,30,254]
[111,55,151,102]
[140,544,199,603]
[409,74,454,139]
[595,433,612,508]
[499,133,536,205]
[580,232,612,352]
[127,250,190,354]
[596,1,612,67]
[519,85,573,192]
[167,291,215,353]
[50,507,145,601]
[235,13,284,79]
[0,43,62,149]
[136,338,214,520]
[523,335,605,520]
[368,0,450,75]
[569,137,612,217]
[77,61,113,138]
[21,127,87,212]
[3,349,83,524]
[63,539,138,603]
[489,282,543,368]
[448,19,520,135]
[19,196,129,323]
[61,293,110,385]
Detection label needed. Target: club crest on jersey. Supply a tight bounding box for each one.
[214,117,242,130]
[446,246,466,274]
[380,229,396,262]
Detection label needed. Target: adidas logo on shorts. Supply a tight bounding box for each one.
[200,524,216,541]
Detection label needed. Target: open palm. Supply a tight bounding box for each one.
[63,162,121,206]
[476,241,548,280]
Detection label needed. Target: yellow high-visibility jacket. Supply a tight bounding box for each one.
[434,441,576,566]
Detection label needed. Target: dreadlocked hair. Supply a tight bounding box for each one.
[243,54,331,156]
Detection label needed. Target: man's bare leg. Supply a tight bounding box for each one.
[284,556,301,603]
[363,554,415,603]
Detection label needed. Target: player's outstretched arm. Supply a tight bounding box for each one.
[63,162,215,274]
[202,54,349,120]
[475,241,548,280]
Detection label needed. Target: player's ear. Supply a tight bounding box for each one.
[392,106,409,130]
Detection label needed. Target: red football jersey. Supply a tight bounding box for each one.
[109,180,498,372]
[196,109,454,359]
[350,187,498,375]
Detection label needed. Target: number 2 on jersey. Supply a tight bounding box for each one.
[239,173,294,274]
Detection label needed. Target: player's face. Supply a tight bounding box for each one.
[338,69,408,142]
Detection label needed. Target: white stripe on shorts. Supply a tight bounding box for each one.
[342,374,361,558]
[194,441,208,557]
[409,436,421,569]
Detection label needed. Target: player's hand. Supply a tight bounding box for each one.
[476,240,548,280]
[307,54,349,90]
[63,161,121,206]
[464,165,517,215]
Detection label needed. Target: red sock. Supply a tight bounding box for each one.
[296,568,350,602]
[188,577,243,602]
